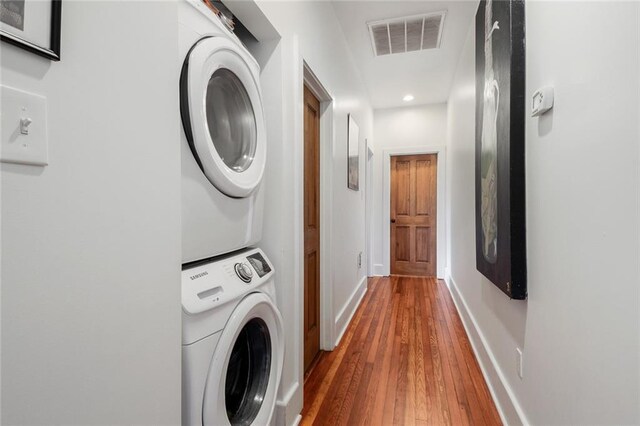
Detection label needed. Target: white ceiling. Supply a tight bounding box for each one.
[331,0,478,109]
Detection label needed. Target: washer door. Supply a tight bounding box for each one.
[202,293,284,426]
[181,37,266,198]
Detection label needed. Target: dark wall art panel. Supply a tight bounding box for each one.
[475,0,527,299]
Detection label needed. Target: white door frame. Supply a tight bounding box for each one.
[303,63,335,350]
[382,146,446,278]
[366,142,374,276]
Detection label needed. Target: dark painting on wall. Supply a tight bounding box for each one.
[475,0,527,299]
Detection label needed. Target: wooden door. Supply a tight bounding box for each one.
[303,85,321,372]
[390,154,437,276]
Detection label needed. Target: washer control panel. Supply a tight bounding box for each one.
[246,251,272,277]
[182,248,274,314]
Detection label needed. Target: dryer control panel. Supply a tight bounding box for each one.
[181,248,274,315]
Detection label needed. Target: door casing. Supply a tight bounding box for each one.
[390,153,438,276]
[303,63,335,351]
[382,146,446,278]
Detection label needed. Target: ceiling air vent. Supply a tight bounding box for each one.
[368,12,446,57]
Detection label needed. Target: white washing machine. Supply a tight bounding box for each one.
[182,248,284,426]
[179,0,266,263]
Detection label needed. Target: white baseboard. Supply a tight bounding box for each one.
[334,275,368,347]
[445,273,529,426]
[275,381,302,426]
[373,263,385,276]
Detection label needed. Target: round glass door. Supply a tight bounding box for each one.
[205,69,257,173]
[181,36,267,198]
[201,293,283,426]
[225,318,271,425]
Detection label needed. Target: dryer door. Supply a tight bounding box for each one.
[202,292,284,426]
[181,37,266,198]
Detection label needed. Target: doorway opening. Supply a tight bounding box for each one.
[303,84,321,374]
[302,64,335,378]
[390,153,438,276]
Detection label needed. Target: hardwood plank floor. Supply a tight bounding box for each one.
[301,276,502,426]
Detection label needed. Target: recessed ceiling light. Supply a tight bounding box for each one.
[403,94,414,102]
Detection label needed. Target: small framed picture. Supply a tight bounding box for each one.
[0,0,62,61]
[347,114,359,191]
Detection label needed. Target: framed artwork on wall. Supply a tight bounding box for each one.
[0,0,62,61]
[347,114,359,191]
[475,0,527,299]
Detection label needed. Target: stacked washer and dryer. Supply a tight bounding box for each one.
[178,1,284,425]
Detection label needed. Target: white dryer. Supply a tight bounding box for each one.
[182,248,284,426]
[179,0,266,263]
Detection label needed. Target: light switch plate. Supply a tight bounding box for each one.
[1,85,49,166]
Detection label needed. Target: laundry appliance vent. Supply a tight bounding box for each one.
[368,12,446,56]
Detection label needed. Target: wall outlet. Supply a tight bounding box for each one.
[516,347,524,379]
[357,252,362,269]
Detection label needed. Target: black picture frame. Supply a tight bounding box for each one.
[474,0,527,299]
[0,0,62,61]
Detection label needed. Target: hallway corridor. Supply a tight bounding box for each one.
[301,276,501,426]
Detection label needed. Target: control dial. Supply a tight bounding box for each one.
[234,262,253,283]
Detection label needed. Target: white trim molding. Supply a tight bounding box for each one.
[445,272,529,426]
[303,62,335,351]
[382,146,447,278]
[291,38,305,426]
[334,276,368,347]
[275,381,303,426]
[373,263,385,276]
[366,141,375,277]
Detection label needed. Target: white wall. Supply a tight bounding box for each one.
[371,104,448,276]
[446,2,640,425]
[0,2,182,424]
[229,2,374,425]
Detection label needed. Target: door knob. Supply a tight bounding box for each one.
[391,219,396,223]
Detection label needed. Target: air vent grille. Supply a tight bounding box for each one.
[368,12,446,57]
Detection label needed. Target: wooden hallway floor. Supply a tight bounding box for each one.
[301,276,502,426]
